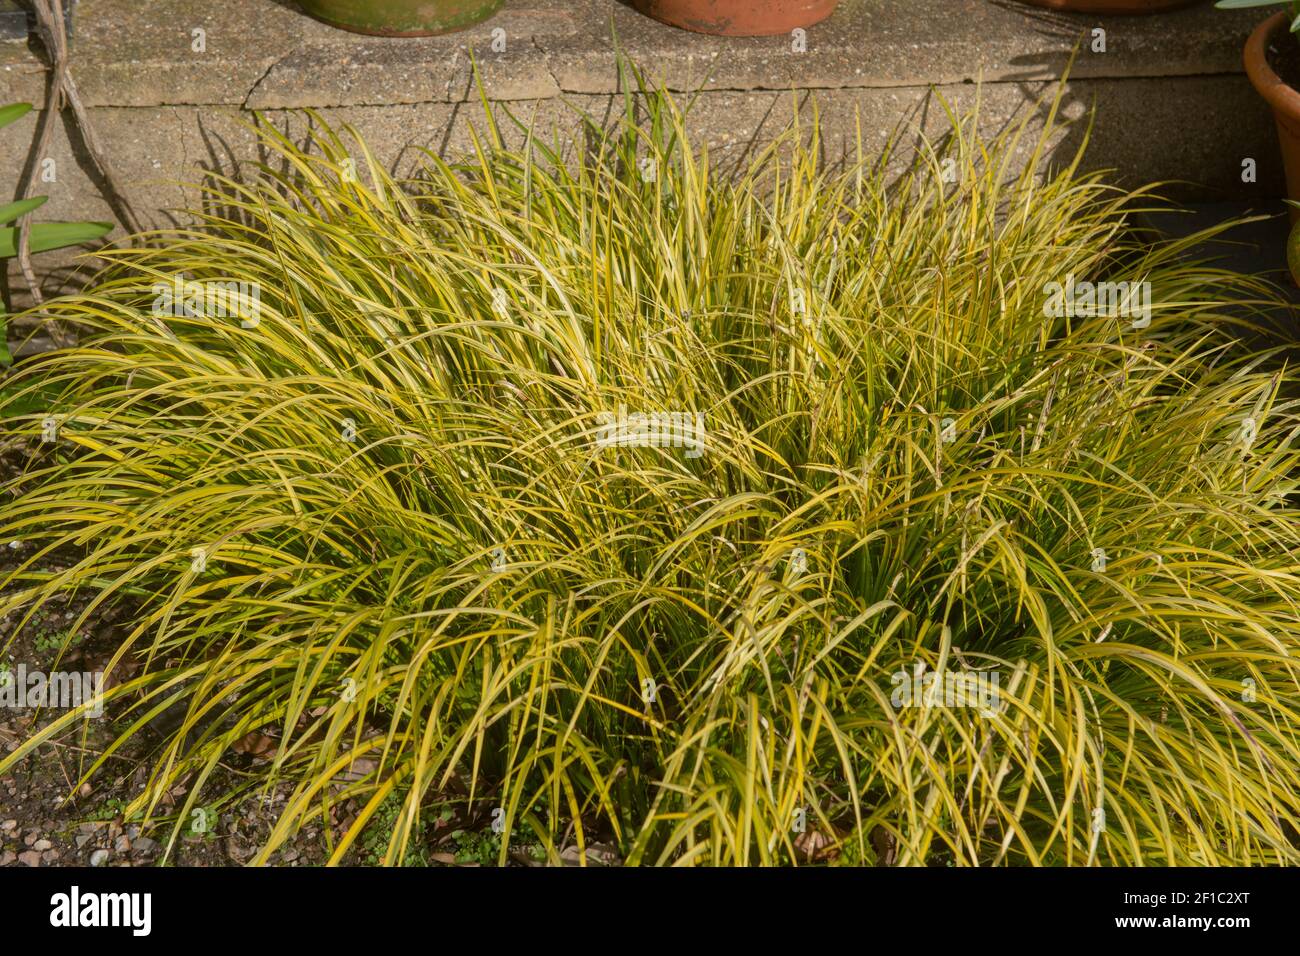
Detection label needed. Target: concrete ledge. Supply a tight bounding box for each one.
[0,0,1286,296]
[0,1,1267,107]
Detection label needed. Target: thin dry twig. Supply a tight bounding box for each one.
[40,0,141,235]
[14,0,141,345]
[15,1,68,313]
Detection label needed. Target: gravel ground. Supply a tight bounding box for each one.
[0,421,624,868]
[0,430,341,868]
[0,575,339,868]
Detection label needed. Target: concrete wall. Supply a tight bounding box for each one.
[0,0,1284,300]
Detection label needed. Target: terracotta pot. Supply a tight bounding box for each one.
[296,0,503,36]
[1245,12,1300,221]
[631,0,841,37]
[1017,0,1197,12]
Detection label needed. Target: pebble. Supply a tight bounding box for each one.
[74,823,98,848]
[0,850,14,865]
[41,849,58,863]
[17,850,40,866]
[89,848,109,866]
[0,819,15,832]
[32,838,51,851]
[133,836,158,855]
[22,832,35,847]
[114,835,131,854]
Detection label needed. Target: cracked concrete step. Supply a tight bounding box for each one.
[0,0,1267,108]
[0,0,1287,295]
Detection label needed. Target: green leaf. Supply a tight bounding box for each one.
[0,196,48,226]
[0,102,32,131]
[0,220,113,259]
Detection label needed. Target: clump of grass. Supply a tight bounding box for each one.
[2,67,1299,866]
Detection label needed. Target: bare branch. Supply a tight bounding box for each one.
[14,0,143,346]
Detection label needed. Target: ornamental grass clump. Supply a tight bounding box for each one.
[2,72,1299,866]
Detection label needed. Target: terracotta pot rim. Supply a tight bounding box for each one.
[632,0,840,37]
[1245,11,1300,124]
[296,0,503,37]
